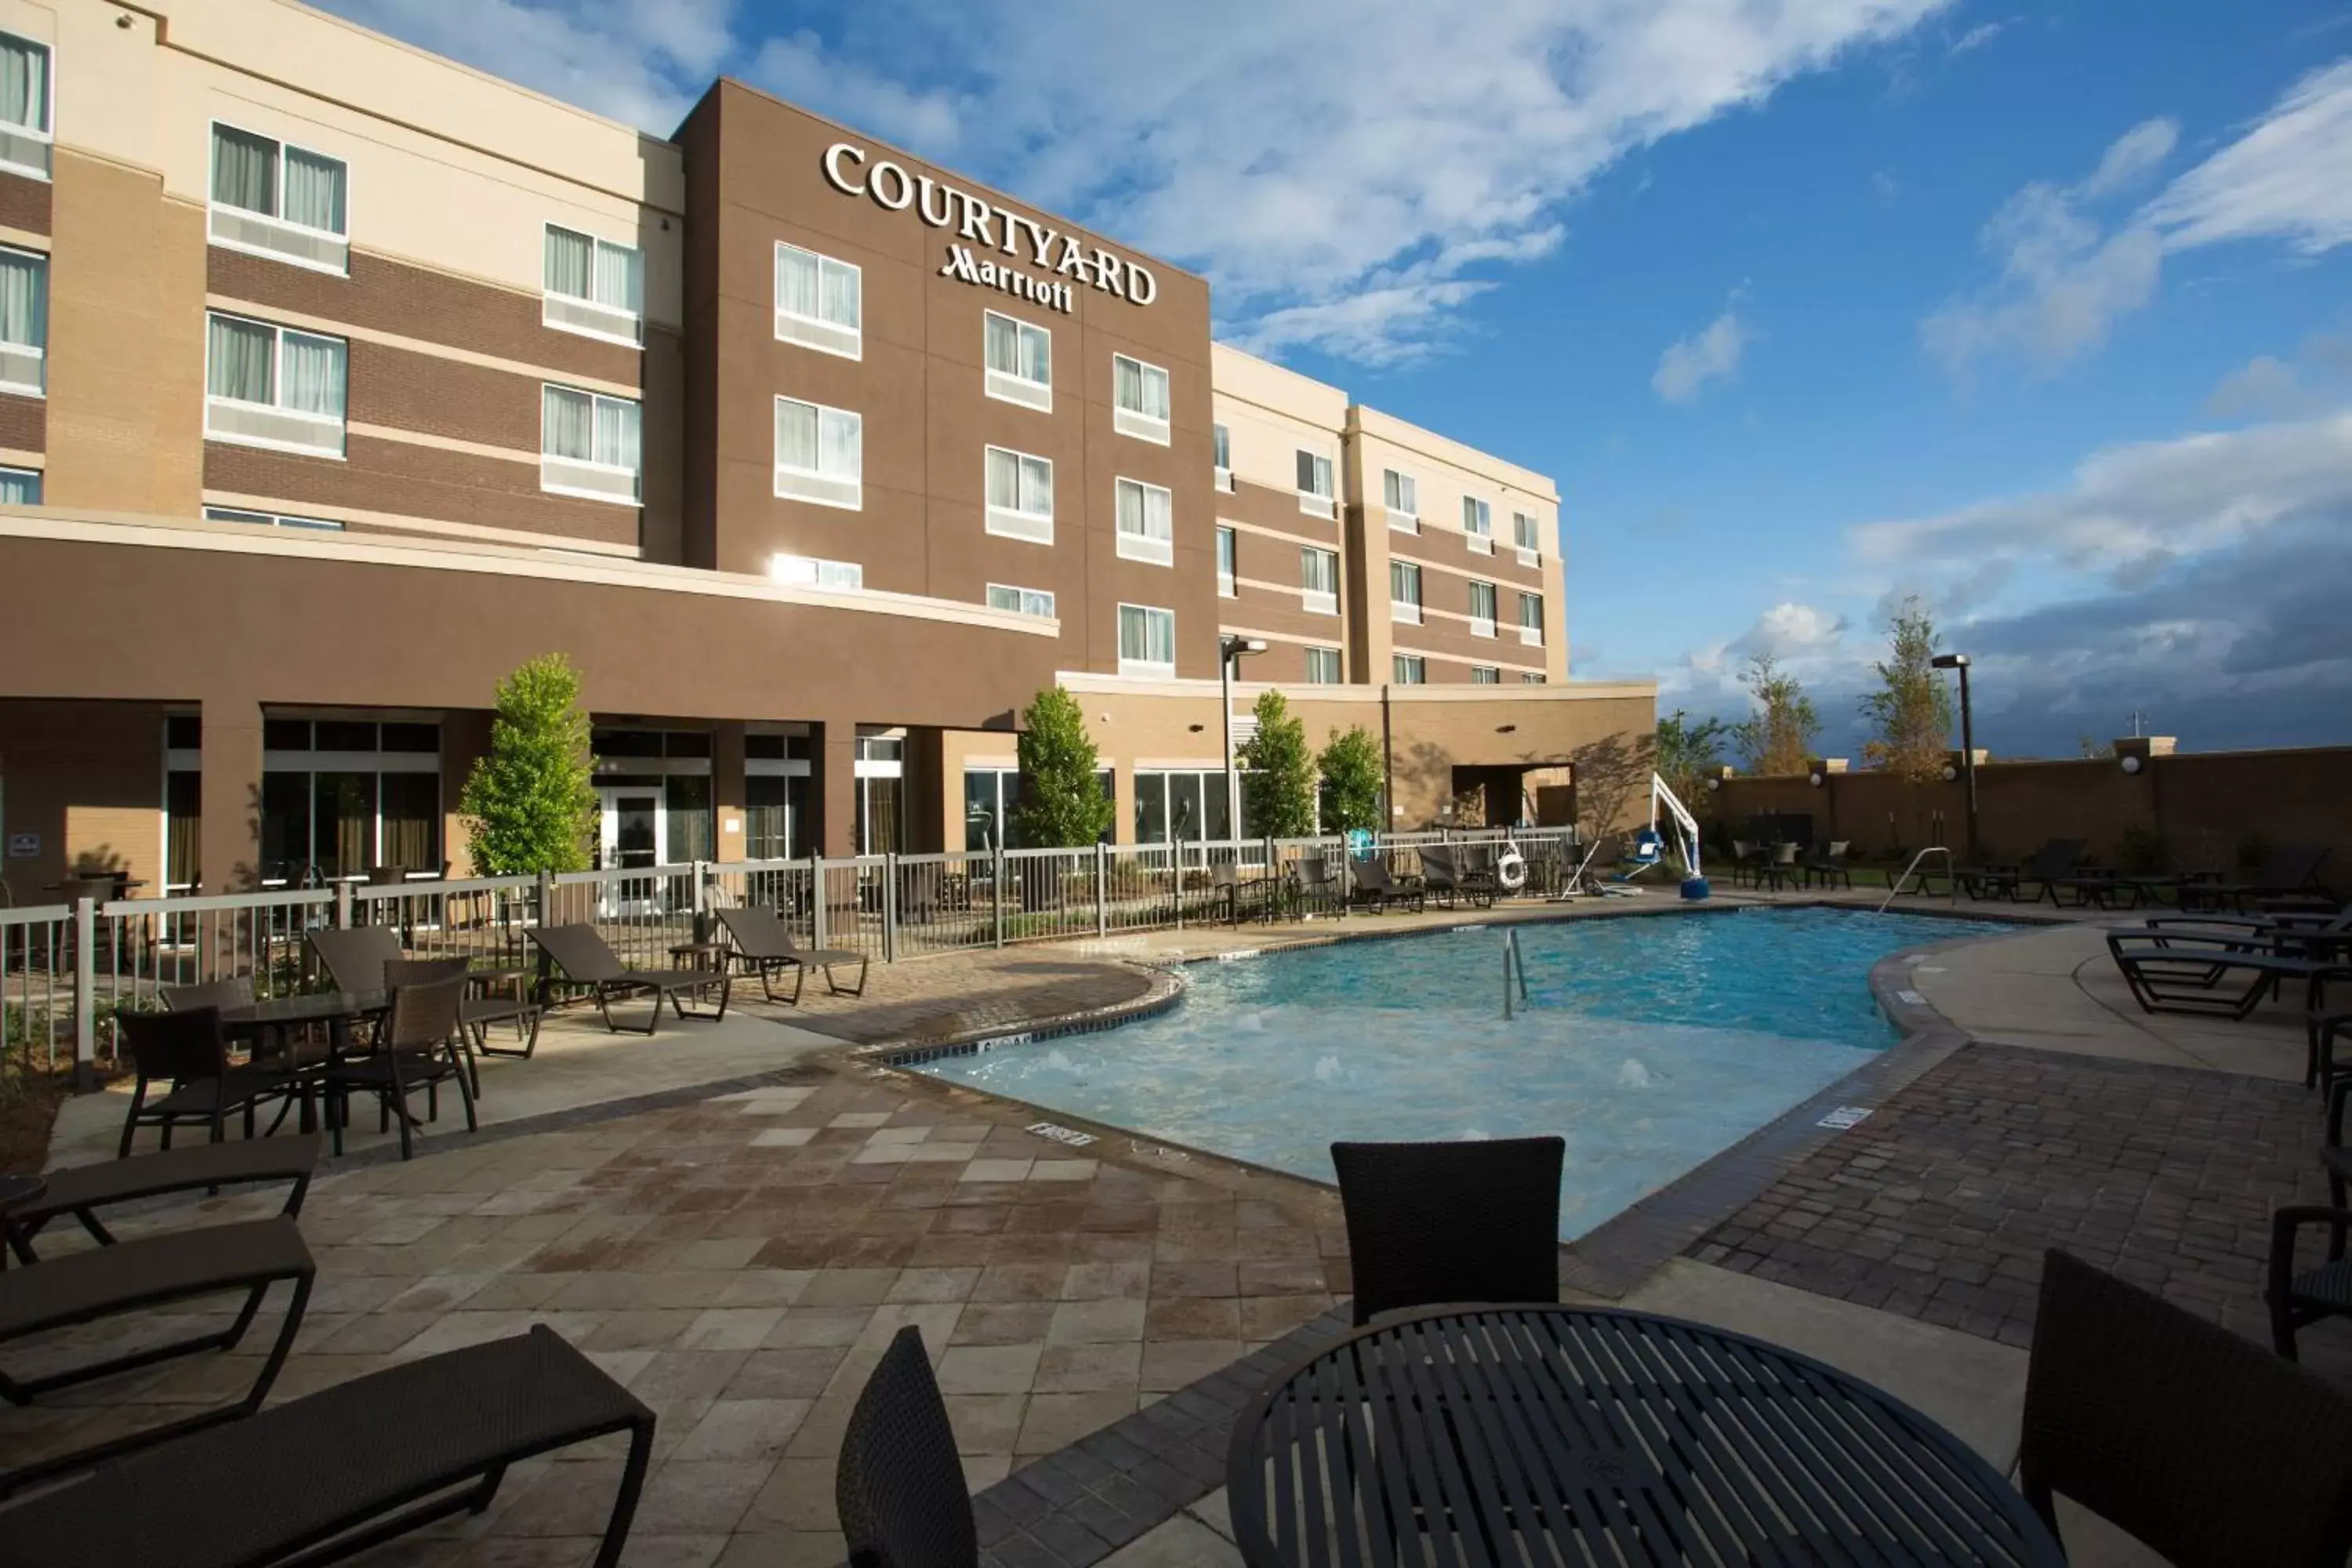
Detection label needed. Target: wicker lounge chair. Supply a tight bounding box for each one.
[528,923,731,1033]
[114,1006,305,1159]
[714,906,868,1004]
[2021,1247,2352,1565]
[1346,855,1424,914]
[0,1325,655,1568]
[0,1216,314,1496]
[2107,928,2349,1019]
[836,1324,975,1568]
[1330,1136,1564,1327]
[3,1134,318,1266]
[309,925,543,1069]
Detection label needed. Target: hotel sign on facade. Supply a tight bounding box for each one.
[822,142,1159,314]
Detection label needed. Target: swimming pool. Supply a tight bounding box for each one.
[916,908,2010,1237]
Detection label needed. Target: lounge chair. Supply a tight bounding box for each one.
[2021,1247,2352,1564]
[714,906,867,1004]
[528,924,731,1033]
[1347,855,1424,914]
[2106,928,2348,1019]
[0,1217,314,1496]
[1955,838,2084,903]
[1331,1137,1563,1327]
[3,1134,318,1266]
[0,1326,655,1567]
[2274,1090,2352,1354]
[2181,844,2334,914]
[321,964,474,1160]
[1418,845,1475,909]
[309,924,543,1068]
[1290,853,1346,917]
[837,1325,973,1568]
[114,1007,305,1159]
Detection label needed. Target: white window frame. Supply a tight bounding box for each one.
[207,120,349,277]
[202,311,347,459]
[1462,495,1494,554]
[540,383,642,505]
[773,240,862,360]
[1519,591,1545,645]
[1297,448,1336,519]
[1117,602,1177,678]
[1216,525,1236,598]
[540,224,644,347]
[984,444,1054,543]
[985,310,1052,411]
[1392,655,1425,685]
[1468,579,1497,639]
[1115,476,1174,567]
[1301,546,1339,615]
[0,31,52,182]
[1512,510,1542,567]
[769,553,863,590]
[0,243,43,397]
[203,505,343,532]
[1213,422,1232,492]
[1472,666,1501,684]
[1389,559,1422,625]
[0,463,40,505]
[773,395,863,510]
[1382,469,1417,532]
[986,583,1056,619]
[1112,353,1171,444]
[1522,673,1548,685]
[1304,646,1341,684]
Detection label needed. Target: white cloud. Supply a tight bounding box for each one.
[2078,117,2179,198]
[1653,303,1752,402]
[745,33,963,154]
[1948,20,2005,56]
[1734,601,1849,658]
[2143,60,2352,254]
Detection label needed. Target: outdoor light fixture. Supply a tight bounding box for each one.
[1218,635,1269,837]
[1705,777,1722,793]
[1930,652,1980,861]
[1941,764,1958,782]
[1809,771,1825,787]
[2120,754,2143,775]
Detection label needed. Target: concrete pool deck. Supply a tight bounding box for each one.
[6,889,2333,1566]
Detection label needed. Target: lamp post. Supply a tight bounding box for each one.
[1220,634,1267,841]
[1930,652,1976,860]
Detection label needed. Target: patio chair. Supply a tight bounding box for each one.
[2020,1247,2352,1566]
[114,1007,303,1159]
[1803,840,1853,891]
[1209,862,1273,926]
[2183,844,2335,915]
[836,1325,975,1568]
[310,925,543,1076]
[1291,854,1346,917]
[1955,838,2084,902]
[0,1326,656,1568]
[1755,841,1802,892]
[322,964,473,1160]
[1330,1136,1564,1327]
[1347,856,1424,914]
[0,1217,315,1497]
[2,1134,318,1267]
[714,906,867,1005]
[2106,928,2348,1020]
[1726,839,1759,888]
[528,923,731,1033]
[1455,842,1504,905]
[1419,844,1465,909]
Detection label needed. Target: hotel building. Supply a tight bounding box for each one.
[0,0,1653,898]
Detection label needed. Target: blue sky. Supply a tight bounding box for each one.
[330,0,2352,757]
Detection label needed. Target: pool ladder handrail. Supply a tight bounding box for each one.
[1502,927,1531,1019]
[1877,846,1958,914]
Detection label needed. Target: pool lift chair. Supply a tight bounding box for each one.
[1563,775,1706,900]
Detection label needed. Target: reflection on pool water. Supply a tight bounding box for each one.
[916,907,2011,1237]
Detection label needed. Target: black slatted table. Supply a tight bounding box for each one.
[1227,1305,2063,1567]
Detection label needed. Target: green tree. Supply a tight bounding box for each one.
[1317,725,1385,833]
[1654,709,1728,806]
[459,653,598,873]
[1237,691,1316,837]
[1859,595,1955,783]
[1729,655,1820,775]
[1013,687,1114,848]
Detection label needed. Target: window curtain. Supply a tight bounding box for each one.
[1472,582,1496,621]
[1304,548,1335,594]
[0,249,43,350]
[819,408,860,479]
[1141,366,1169,419]
[818,256,858,328]
[1214,424,1229,469]
[207,315,274,402]
[0,37,45,132]
[595,240,641,313]
[776,400,818,470]
[544,385,593,461]
[778,245,819,318]
[212,126,278,216]
[546,227,593,298]
[1116,356,1142,410]
[1515,512,1539,548]
[1392,561,1418,603]
[985,447,1017,510]
[0,466,38,504]
[1015,321,1047,381]
[1119,604,1145,659]
[1116,481,1141,535]
[279,332,346,416]
[282,147,347,234]
[985,312,1015,372]
[1143,485,1170,539]
[377,773,440,873]
[1521,593,1543,628]
[1018,454,1050,514]
[593,397,640,471]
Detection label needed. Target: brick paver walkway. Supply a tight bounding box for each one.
[1690,1041,2350,1377]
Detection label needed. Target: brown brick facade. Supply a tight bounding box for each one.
[204,434,638,548]
[0,169,50,236]
[0,391,43,454]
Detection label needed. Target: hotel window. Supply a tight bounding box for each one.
[769,553,863,590]
[1134,768,1233,844]
[0,464,37,504]
[1117,603,1176,677]
[746,731,811,862]
[985,445,1053,543]
[1389,560,1421,624]
[204,505,342,532]
[1468,579,1497,638]
[0,246,42,396]
[204,312,347,459]
[1513,509,1542,565]
[775,395,862,509]
[1392,655,1425,685]
[1304,646,1341,684]
[1472,666,1501,684]
[1301,546,1338,615]
[257,718,441,884]
[1519,590,1545,645]
[1523,673,1547,684]
[0,32,52,180]
[774,241,861,359]
[1462,495,1494,552]
[1297,448,1335,518]
[209,122,348,274]
[1383,469,1417,532]
[1213,423,1232,491]
[986,583,1055,619]
[541,385,641,504]
[543,224,644,347]
[1115,477,1173,566]
[1216,526,1236,597]
[985,310,1051,410]
[1112,353,1170,443]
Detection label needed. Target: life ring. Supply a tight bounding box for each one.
[1495,848,1529,891]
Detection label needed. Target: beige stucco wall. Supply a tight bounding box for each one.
[1209,343,1348,496]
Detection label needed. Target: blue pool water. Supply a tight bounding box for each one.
[916,908,2012,1237]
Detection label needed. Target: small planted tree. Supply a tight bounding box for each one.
[1238,691,1316,837]
[1729,655,1820,775]
[1014,686,1114,848]
[459,653,598,873]
[1859,595,1955,783]
[1317,724,1385,834]
[1654,709,1728,807]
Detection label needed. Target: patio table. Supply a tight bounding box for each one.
[1228,1304,2063,1568]
[216,990,390,1137]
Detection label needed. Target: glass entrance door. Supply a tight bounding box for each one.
[597,789,663,869]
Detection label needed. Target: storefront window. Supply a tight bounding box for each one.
[1133,770,1234,844]
[665,775,713,862]
[746,775,804,859]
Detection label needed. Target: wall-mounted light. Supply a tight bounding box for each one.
[1705,776,1722,793]
[2120,754,2143,775]
[1809,771,1825,788]
[1496,723,1517,734]
[1187,722,1204,734]
[1941,764,1958,782]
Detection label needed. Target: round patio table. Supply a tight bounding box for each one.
[1227,1304,2063,1568]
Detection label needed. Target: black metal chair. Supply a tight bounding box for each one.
[2023,1247,2352,1566]
[837,1325,975,1568]
[1804,840,1853,891]
[1330,1137,1563,1327]
[1756,841,1802,892]
[528,923,731,1033]
[114,1007,300,1158]
[323,964,473,1160]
